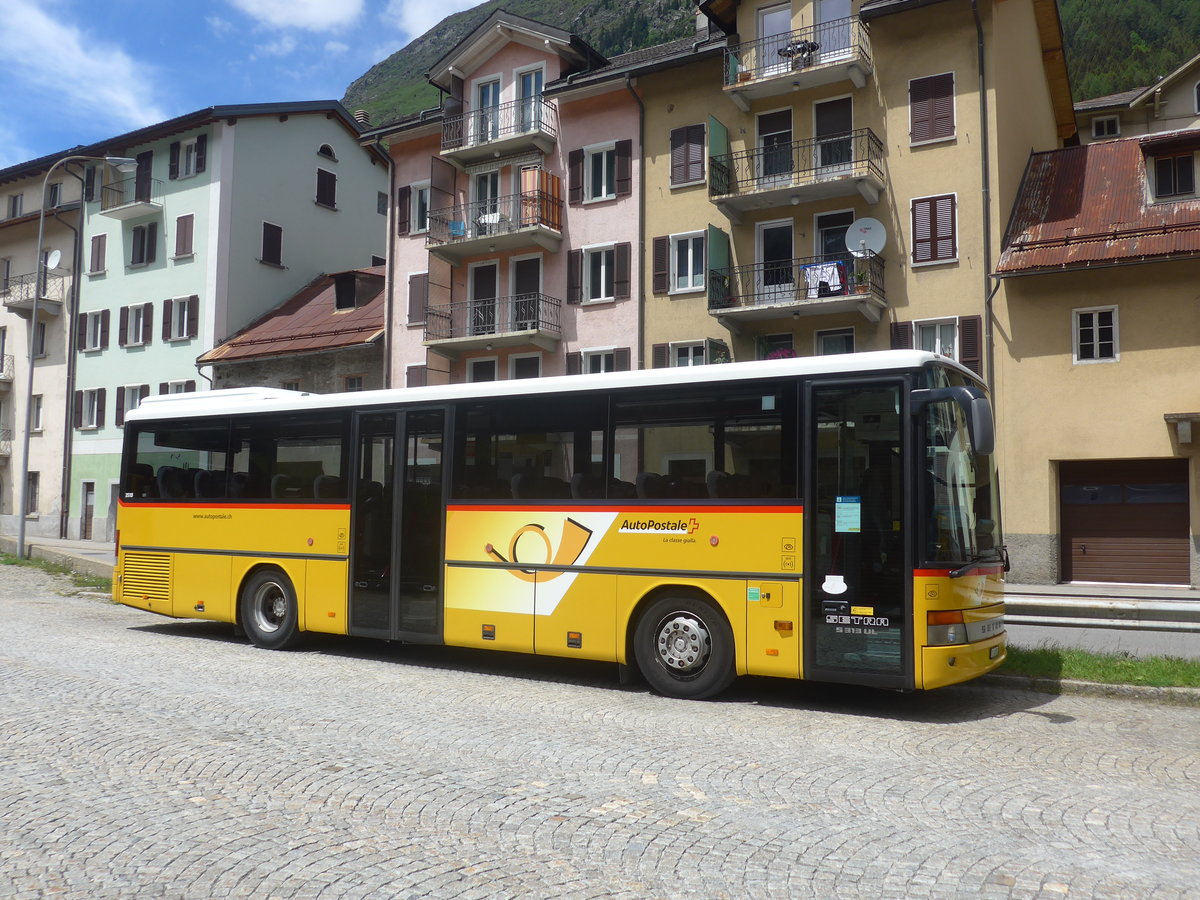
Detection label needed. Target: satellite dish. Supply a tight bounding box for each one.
[846,217,886,257]
[46,249,62,269]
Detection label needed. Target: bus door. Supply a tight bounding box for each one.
[804,381,910,689]
[349,408,446,642]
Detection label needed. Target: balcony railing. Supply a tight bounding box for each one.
[425,293,562,343]
[0,427,11,459]
[709,128,884,208]
[1,270,67,317]
[442,97,558,154]
[725,16,871,87]
[708,251,885,319]
[427,191,563,247]
[100,175,164,218]
[0,354,13,387]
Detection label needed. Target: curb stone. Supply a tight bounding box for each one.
[980,673,1200,708]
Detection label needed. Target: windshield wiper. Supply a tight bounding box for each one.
[949,547,1009,579]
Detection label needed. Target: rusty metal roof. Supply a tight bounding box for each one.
[198,267,385,365]
[997,133,1200,276]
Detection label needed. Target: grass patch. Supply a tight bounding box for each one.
[1,553,112,594]
[1004,644,1200,688]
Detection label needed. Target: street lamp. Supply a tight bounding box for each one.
[15,154,136,558]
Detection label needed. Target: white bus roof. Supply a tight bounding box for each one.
[128,351,976,424]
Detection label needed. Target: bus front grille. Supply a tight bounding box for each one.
[122,552,172,603]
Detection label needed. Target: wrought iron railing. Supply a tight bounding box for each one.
[708,251,884,312]
[100,175,164,212]
[442,97,558,152]
[0,354,13,381]
[425,293,562,342]
[427,191,563,246]
[0,270,66,305]
[709,128,884,199]
[724,16,871,86]
[0,427,12,457]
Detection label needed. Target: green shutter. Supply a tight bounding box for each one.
[706,224,731,309]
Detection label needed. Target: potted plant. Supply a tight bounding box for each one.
[853,270,869,294]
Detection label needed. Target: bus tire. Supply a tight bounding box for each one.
[239,568,301,650]
[634,595,736,700]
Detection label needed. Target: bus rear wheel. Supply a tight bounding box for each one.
[240,569,301,650]
[634,595,736,700]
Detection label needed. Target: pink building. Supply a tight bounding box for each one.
[370,11,643,386]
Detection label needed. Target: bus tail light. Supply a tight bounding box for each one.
[927,609,967,646]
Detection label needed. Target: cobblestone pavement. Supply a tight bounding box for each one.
[3,567,1199,899]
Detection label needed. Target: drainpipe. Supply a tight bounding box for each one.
[971,0,995,394]
[378,137,395,387]
[625,73,646,369]
[53,185,82,540]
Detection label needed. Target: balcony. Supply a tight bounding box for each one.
[708,251,886,323]
[0,427,10,464]
[709,128,884,221]
[427,189,563,263]
[1,270,66,319]
[441,98,558,165]
[0,354,12,391]
[724,16,872,110]
[424,293,562,356]
[99,175,164,219]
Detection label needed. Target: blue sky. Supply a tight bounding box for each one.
[0,0,478,170]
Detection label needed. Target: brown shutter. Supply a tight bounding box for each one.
[614,242,631,299]
[406,365,428,388]
[101,309,110,348]
[935,194,956,260]
[96,389,106,429]
[119,307,129,347]
[74,390,83,427]
[687,124,705,183]
[911,196,955,263]
[185,380,195,392]
[139,384,149,402]
[408,273,428,323]
[77,314,88,347]
[958,314,982,374]
[396,185,411,235]
[162,298,173,341]
[568,149,584,205]
[930,74,955,140]
[317,169,337,207]
[168,142,180,180]
[670,127,687,185]
[890,321,913,349]
[613,347,631,371]
[262,223,282,264]
[84,167,96,202]
[195,135,207,173]
[187,295,199,337]
[652,343,669,368]
[142,302,154,344]
[90,234,105,272]
[176,214,193,256]
[567,250,582,304]
[146,221,158,264]
[615,139,632,196]
[159,382,169,395]
[652,236,669,293]
[566,351,582,375]
[116,387,126,427]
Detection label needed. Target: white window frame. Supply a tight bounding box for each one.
[0,257,10,291]
[180,137,200,178]
[165,381,191,395]
[126,304,146,346]
[669,231,705,294]
[31,395,43,432]
[46,182,62,209]
[83,388,102,429]
[671,340,706,367]
[583,141,617,203]
[83,311,104,351]
[1073,305,1119,365]
[467,356,499,383]
[509,352,542,380]
[168,296,191,341]
[582,243,616,304]
[815,327,855,355]
[121,384,144,420]
[1091,115,1120,140]
[913,317,959,360]
[581,347,617,374]
[33,321,47,358]
[411,181,430,234]
[7,193,23,219]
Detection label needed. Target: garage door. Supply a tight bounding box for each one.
[1060,459,1189,584]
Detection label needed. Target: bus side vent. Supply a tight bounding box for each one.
[123,552,172,603]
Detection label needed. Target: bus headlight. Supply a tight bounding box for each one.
[927,610,967,646]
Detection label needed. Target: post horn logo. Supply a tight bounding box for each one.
[485,518,593,583]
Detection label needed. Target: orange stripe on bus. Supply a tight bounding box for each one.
[446,504,805,514]
[118,500,350,511]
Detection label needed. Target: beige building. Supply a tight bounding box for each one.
[1076,51,1200,145]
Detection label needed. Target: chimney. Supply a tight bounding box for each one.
[354,109,371,127]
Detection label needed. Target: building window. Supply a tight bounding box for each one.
[585,246,615,302]
[1091,115,1120,139]
[673,341,706,366]
[164,295,197,341]
[1154,153,1195,199]
[163,380,193,395]
[343,375,364,392]
[911,194,956,264]
[377,191,388,215]
[582,349,619,373]
[121,302,152,347]
[758,333,794,360]
[412,183,430,233]
[261,222,283,266]
[0,257,10,291]
[511,354,541,379]
[77,388,105,429]
[89,234,107,273]
[909,73,955,144]
[46,182,62,209]
[117,384,148,426]
[31,395,43,432]
[915,318,958,357]
[1074,306,1118,363]
[318,144,337,160]
[169,136,206,179]
[81,310,108,351]
[316,168,337,208]
[816,327,855,355]
[33,321,46,358]
[181,138,200,178]
[130,222,157,266]
[586,144,616,201]
[174,214,194,257]
[468,358,497,382]
[7,193,23,219]
[670,124,706,186]
[25,472,38,516]
[282,381,301,391]
[671,232,705,292]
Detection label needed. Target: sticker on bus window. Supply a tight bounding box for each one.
[835,496,861,533]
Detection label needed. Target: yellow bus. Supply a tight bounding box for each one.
[116,350,1006,699]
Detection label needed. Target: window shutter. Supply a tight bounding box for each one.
[935,194,956,260]
[566,351,582,375]
[652,343,669,368]
[84,167,96,202]
[652,236,669,293]
[613,347,631,371]
[96,389,106,429]
[101,309,110,349]
[614,242,631,299]
[890,320,913,349]
[396,185,411,235]
[168,142,180,180]
[670,127,687,185]
[159,382,168,395]
[912,198,931,263]
[686,124,705,183]
[195,135,207,173]
[958,314,982,374]
[615,139,632,196]
[262,223,282,265]
[911,73,957,141]
[142,302,154,344]
[76,314,88,347]
[406,365,428,388]
[90,234,105,272]
[567,250,582,304]
[119,307,129,347]
[408,273,428,323]
[146,221,158,264]
[116,387,126,427]
[185,380,196,393]
[176,214,193,256]
[316,169,337,207]
[187,295,199,337]
[73,391,83,428]
[162,298,172,341]
[139,384,149,402]
[568,149,584,205]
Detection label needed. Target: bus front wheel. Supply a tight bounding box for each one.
[634,595,736,700]
[240,569,301,650]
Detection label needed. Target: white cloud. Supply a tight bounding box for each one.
[0,0,167,136]
[253,34,299,59]
[383,0,480,40]
[207,16,235,36]
[324,40,349,56]
[226,0,364,32]
[0,121,37,171]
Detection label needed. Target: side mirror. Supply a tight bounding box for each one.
[911,386,995,455]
